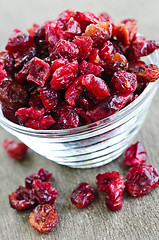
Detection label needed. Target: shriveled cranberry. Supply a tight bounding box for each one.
[38,84,59,110]
[15,61,31,83]
[27,57,50,86]
[86,93,131,121]
[99,41,114,60]
[0,64,7,83]
[51,58,69,73]
[72,36,93,61]
[2,139,28,160]
[51,61,78,90]
[124,142,147,166]
[79,60,104,76]
[88,48,103,66]
[65,75,85,106]
[9,186,33,210]
[2,104,18,123]
[103,53,128,75]
[126,164,159,197]
[27,24,39,37]
[44,21,62,46]
[34,25,48,51]
[0,51,14,73]
[25,168,52,189]
[83,22,112,46]
[115,19,137,46]
[15,107,45,124]
[65,17,81,37]
[96,171,120,192]
[0,80,28,110]
[57,9,75,22]
[51,39,79,61]
[31,180,58,205]
[24,115,55,130]
[105,176,125,211]
[14,47,36,69]
[75,11,102,25]
[75,107,92,125]
[71,182,95,208]
[55,105,79,129]
[132,64,159,83]
[99,12,114,24]
[6,31,33,53]
[29,94,43,109]
[81,74,110,99]
[29,204,58,233]
[111,70,138,94]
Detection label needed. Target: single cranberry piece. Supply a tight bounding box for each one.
[25,168,52,189]
[27,57,50,87]
[57,9,75,22]
[9,186,33,210]
[15,61,31,83]
[50,58,69,73]
[65,18,81,38]
[44,21,62,46]
[105,176,125,211]
[24,115,55,130]
[31,180,58,205]
[51,61,78,90]
[0,80,28,110]
[88,48,103,66]
[111,70,138,94]
[72,36,93,61]
[79,60,104,76]
[96,171,120,192]
[2,104,18,123]
[2,139,28,160]
[29,204,58,233]
[0,51,14,73]
[71,182,95,208]
[126,164,159,197]
[74,11,102,24]
[99,41,114,60]
[29,94,43,109]
[124,142,147,166]
[0,64,7,84]
[99,12,114,24]
[15,107,45,124]
[14,47,36,70]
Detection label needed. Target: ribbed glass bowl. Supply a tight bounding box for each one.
[0,51,158,168]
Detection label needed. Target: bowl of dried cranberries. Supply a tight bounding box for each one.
[0,10,159,168]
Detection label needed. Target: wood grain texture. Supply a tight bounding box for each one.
[0,1,159,239]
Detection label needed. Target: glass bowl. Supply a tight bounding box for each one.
[0,51,158,168]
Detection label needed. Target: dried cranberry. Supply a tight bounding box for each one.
[25,168,52,189]
[105,176,125,211]
[51,61,78,90]
[111,70,138,94]
[99,41,114,60]
[44,21,61,46]
[2,104,18,123]
[31,180,58,205]
[99,12,114,24]
[14,47,36,70]
[96,171,120,192]
[29,204,58,233]
[2,139,28,160]
[29,94,43,109]
[65,18,81,37]
[86,93,131,121]
[0,51,14,73]
[88,48,103,66]
[126,164,159,197]
[27,57,50,86]
[124,142,147,166]
[9,186,33,210]
[74,11,102,25]
[15,107,45,124]
[79,60,104,76]
[6,31,33,53]
[27,24,39,37]
[83,22,112,46]
[81,74,110,99]
[72,36,93,61]
[24,115,55,130]
[55,105,79,129]
[50,58,69,73]
[71,182,95,208]
[0,80,28,110]
[57,9,75,22]
[0,64,7,83]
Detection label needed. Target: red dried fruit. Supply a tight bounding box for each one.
[29,94,43,109]
[65,17,81,37]
[75,11,102,25]
[57,9,75,22]
[103,53,128,75]
[50,58,69,73]
[6,30,33,53]
[51,61,78,90]
[2,104,18,123]
[9,186,32,210]
[55,105,79,129]
[15,107,45,124]
[2,139,28,160]
[31,180,58,205]
[44,21,62,46]
[79,60,104,76]
[124,142,147,166]
[126,164,159,197]
[88,48,103,66]
[86,93,131,121]
[83,22,112,46]
[0,80,28,110]
[71,182,95,208]
[27,57,50,87]
[99,41,114,60]
[105,176,125,211]
[133,64,159,83]
[24,115,55,130]
[25,168,52,189]
[72,36,93,61]
[27,24,39,37]
[99,12,113,24]
[0,51,14,73]
[15,61,31,83]
[29,204,58,233]
[51,39,79,61]
[0,64,7,84]
[81,74,110,99]
[96,171,120,192]
[111,70,138,94]
[14,47,36,69]
[38,84,59,110]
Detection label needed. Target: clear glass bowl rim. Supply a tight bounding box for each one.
[0,51,158,137]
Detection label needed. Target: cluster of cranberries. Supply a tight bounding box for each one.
[0,9,159,130]
[8,140,159,233]
[9,168,59,233]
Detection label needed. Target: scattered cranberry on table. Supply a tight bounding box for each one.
[2,139,28,160]
[0,9,159,130]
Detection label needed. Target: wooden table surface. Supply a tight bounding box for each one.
[0,1,159,239]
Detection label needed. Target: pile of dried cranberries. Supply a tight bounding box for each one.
[1,9,159,130]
